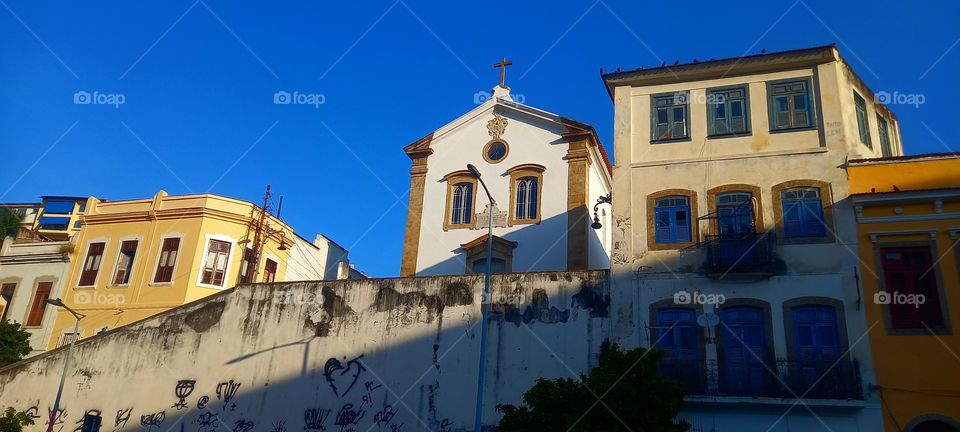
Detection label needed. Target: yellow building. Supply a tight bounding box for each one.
[45,190,339,350]
[848,153,960,432]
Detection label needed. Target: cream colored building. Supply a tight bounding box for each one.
[602,45,902,431]
[0,238,71,356]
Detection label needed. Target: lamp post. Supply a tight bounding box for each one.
[45,298,85,432]
[467,163,494,432]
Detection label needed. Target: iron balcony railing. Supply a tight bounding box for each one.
[661,358,864,400]
[702,232,776,275]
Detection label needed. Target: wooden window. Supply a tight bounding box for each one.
[239,247,257,284]
[442,171,478,231]
[263,259,277,283]
[768,79,814,130]
[0,283,16,321]
[716,192,755,235]
[651,92,689,141]
[26,281,52,326]
[78,242,105,286]
[781,188,826,238]
[708,86,750,136]
[112,240,138,285]
[153,237,181,283]
[655,308,701,391]
[200,239,231,286]
[854,92,872,147]
[655,197,691,243]
[880,246,945,329]
[507,164,546,226]
[877,115,892,157]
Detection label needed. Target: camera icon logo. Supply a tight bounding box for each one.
[473,91,491,104]
[673,290,692,305]
[73,291,91,305]
[874,291,891,305]
[73,91,91,105]
[273,91,291,105]
[874,91,891,105]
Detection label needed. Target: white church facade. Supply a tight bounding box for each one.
[400,83,613,276]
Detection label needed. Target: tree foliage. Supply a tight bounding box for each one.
[0,320,32,368]
[0,407,34,432]
[0,208,23,247]
[497,342,690,432]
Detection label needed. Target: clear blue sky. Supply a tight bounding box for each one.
[1,0,958,277]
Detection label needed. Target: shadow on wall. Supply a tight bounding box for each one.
[416,209,607,276]
[0,271,611,432]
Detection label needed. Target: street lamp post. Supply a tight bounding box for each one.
[45,298,85,432]
[467,164,494,432]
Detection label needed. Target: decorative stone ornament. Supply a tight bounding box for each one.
[487,112,508,139]
[475,203,508,230]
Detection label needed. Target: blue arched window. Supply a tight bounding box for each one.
[656,308,700,393]
[782,187,826,238]
[515,177,538,220]
[716,192,754,235]
[655,196,691,243]
[720,306,769,395]
[451,183,473,225]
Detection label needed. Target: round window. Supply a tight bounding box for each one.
[484,140,508,163]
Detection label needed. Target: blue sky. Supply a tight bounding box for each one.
[1,0,958,277]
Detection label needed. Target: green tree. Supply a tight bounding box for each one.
[497,342,690,432]
[0,208,24,250]
[0,407,34,432]
[0,320,32,368]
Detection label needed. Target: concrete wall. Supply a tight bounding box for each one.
[0,270,610,432]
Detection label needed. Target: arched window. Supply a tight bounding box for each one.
[781,187,825,238]
[451,183,473,225]
[655,308,700,393]
[655,196,691,243]
[515,177,538,221]
[716,192,755,235]
[720,306,769,395]
[507,164,546,225]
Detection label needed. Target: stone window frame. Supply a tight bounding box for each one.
[507,164,546,226]
[648,299,708,391]
[646,189,699,251]
[461,234,517,274]
[782,297,852,364]
[872,239,952,336]
[706,184,765,235]
[771,180,836,245]
[482,139,510,164]
[714,299,776,393]
[442,170,478,231]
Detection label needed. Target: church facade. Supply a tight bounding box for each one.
[400,84,613,276]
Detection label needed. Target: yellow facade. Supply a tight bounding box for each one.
[46,191,296,349]
[848,154,960,432]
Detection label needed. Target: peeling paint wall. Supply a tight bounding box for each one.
[0,270,609,432]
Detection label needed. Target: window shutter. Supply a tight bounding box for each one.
[79,243,105,286]
[26,282,53,326]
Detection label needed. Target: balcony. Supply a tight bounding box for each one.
[702,232,776,279]
[662,358,864,401]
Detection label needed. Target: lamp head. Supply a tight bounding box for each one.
[590,216,603,230]
[466,164,481,179]
[45,298,65,307]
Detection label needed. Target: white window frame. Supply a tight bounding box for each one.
[110,236,142,287]
[150,233,185,287]
[196,234,236,289]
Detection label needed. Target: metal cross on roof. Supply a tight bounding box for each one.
[494,57,513,87]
